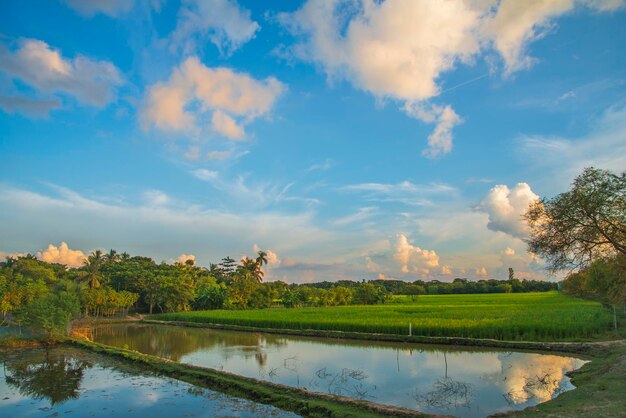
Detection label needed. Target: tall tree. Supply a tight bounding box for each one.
[525,167,625,272]
[82,250,103,289]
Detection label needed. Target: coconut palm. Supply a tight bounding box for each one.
[82,250,103,289]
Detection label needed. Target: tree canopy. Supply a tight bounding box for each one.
[525,167,625,273]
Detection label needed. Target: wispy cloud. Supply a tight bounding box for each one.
[170,0,260,57]
[341,181,456,206]
[332,207,378,226]
[518,104,626,189]
[0,183,331,264]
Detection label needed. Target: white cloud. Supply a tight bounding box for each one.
[474,266,489,278]
[37,242,86,267]
[143,190,170,206]
[0,38,123,108]
[341,180,456,206]
[171,0,260,56]
[252,244,280,266]
[280,0,481,102]
[141,57,284,138]
[279,0,624,156]
[206,150,233,160]
[211,110,245,139]
[0,184,333,267]
[393,234,439,274]
[519,105,626,190]
[479,183,539,239]
[176,253,196,264]
[483,0,625,75]
[502,247,516,256]
[63,0,134,17]
[332,207,377,226]
[279,0,479,155]
[405,103,463,158]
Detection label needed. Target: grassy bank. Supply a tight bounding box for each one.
[64,338,432,418]
[155,292,614,341]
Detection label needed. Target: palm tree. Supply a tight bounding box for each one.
[103,249,119,264]
[255,250,268,283]
[238,257,264,283]
[82,250,103,289]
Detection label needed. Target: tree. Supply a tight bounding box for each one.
[525,167,625,273]
[82,250,103,289]
[17,292,80,341]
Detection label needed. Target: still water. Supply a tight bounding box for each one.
[88,323,587,418]
[0,347,298,417]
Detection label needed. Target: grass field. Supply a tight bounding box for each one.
[154,292,615,341]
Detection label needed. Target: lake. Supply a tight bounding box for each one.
[0,346,298,417]
[88,322,587,418]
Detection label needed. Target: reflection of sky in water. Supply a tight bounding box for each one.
[0,348,298,418]
[92,324,587,418]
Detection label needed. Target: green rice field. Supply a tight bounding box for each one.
[155,292,614,341]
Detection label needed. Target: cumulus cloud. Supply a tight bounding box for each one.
[279,0,479,155]
[279,0,624,156]
[141,57,284,138]
[63,0,134,17]
[484,0,625,75]
[176,253,196,264]
[0,38,123,108]
[37,242,86,267]
[171,0,260,56]
[393,234,440,274]
[479,183,539,239]
[441,265,453,276]
[474,266,489,278]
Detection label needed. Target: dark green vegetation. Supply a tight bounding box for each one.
[155,292,616,341]
[0,248,558,341]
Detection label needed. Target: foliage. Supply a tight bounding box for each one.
[526,167,626,272]
[562,254,626,307]
[16,292,80,340]
[156,292,613,341]
[351,282,390,305]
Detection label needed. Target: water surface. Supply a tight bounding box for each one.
[0,346,298,417]
[89,323,587,418]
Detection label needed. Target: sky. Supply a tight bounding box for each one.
[1,0,625,283]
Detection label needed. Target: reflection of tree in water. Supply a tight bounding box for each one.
[415,377,473,409]
[1,349,92,406]
[414,351,473,410]
[89,324,287,366]
[309,367,373,399]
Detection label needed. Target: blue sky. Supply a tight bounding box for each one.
[1,0,625,282]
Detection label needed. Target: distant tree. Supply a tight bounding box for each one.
[525,167,625,272]
[82,250,103,289]
[508,268,515,281]
[17,292,80,341]
[352,282,389,305]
